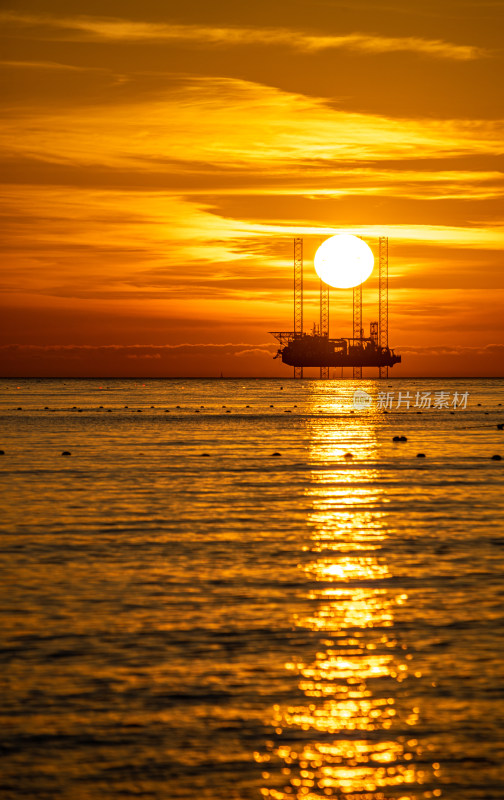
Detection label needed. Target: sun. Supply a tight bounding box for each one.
[314,234,374,289]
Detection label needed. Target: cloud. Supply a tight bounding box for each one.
[395,343,504,356]
[234,347,277,357]
[0,60,100,72]
[0,341,285,376]
[126,352,161,359]
[1,179,503,319]
[4,342,503,360]
[2,76,502,178]
[0,343,277,351]
[0,13,487,60]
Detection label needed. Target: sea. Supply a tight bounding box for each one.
[1,377,503,800]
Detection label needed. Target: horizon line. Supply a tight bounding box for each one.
[2,376,504,381]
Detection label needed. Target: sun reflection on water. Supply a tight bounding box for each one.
[259,406,438,800]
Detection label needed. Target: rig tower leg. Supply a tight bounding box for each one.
[378,236,389,379]
[353,283,362,379]
[294,237,303,379]
[320,279,329,379]
[370,321,379,344]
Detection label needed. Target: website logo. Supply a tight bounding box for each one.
[353,389,373,410]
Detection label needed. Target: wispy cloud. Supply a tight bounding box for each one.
[0,60,100,72]
[1,77,502,174]
[397,343,504,356]
[0,13,487,60]
[0,342,277,352]
[0,342,278,353]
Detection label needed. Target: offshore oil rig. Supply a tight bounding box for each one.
[270,236,401,378]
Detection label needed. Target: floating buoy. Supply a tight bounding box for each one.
[491,454,502,461]
[272,452,281,457]
[17,407,22,410]
[226,410,231,413]
[270,405,274,408]
[0,450,4,455]
[416,453,426,458]
[393,435,407,442]
[176,405,181,409]
[61,451,71,456]
[497,424,504,430]
[201,453,210,457]
[284,409,291,413]
[195,410,200,413]
[344,452,353,459]
[164,410,170,413]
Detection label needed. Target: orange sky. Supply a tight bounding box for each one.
[1,0,503,377]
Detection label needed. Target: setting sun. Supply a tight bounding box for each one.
[314,234,375,289]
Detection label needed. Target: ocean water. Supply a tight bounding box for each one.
[1,377,503,800]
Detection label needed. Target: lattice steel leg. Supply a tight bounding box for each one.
[353,283,362,379]
[293,237,304,379]
[320,279,329,379]
[378,236,388,379]
[294,237,303,337]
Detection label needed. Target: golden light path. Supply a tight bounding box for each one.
[259,389,441,799]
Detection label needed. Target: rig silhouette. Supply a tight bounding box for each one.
[270,236,401,378]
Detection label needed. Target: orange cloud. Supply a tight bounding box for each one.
[2,78,502,177]
[0,13,487,60]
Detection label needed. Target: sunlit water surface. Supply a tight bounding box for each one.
[1,378,503,800]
